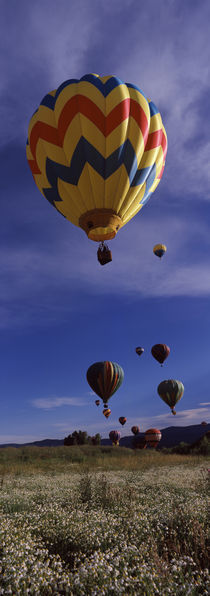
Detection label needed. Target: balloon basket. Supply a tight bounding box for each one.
[97,243,112,265]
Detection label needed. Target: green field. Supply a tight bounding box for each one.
[0,447,209,594]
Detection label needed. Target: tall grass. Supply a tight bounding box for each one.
[0,444,205,476]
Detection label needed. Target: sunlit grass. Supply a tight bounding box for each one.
[0,444,205,476]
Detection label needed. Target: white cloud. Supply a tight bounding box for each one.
[0,434,49,445]
[199,402,210,406]
[0,209,210,328]
[31,396,87,410]
[51,407,209,438]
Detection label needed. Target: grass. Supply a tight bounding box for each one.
[0,444,205,476]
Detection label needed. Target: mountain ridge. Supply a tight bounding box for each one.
[0,423,209,449]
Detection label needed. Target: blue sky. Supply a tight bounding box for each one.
[1,0,210,443]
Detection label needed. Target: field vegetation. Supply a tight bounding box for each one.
[0,446,209,594]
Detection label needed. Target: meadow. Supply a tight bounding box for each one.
[0,446,209,594]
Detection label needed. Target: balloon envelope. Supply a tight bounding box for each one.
[87,361,124,405]
[157,379,184,414]
[131,426,140,435]
[153,244,167,258]
[109,430,121,445]
[151,344,170,365]
[103,408,111,418]
[119,417,127,426]
[145,428,162,448]
[135,347,144,356]
[133,436,146,449]
[27,74,167,244]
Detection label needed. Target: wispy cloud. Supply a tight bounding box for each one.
[199,402,210,406]
[0,209,210,329]
[0,434,49,445]
[51,407,210,438]
[31,396,87,410]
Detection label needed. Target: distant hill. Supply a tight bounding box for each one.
[0,424,209,449]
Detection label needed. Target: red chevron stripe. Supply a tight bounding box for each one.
[29,95,150,157]
[130,100,149,146]
[145,129,162,151]
[161,130,167,158]
[28,159,41,175]
[30,121,61,157]
[58,95,105,139]
[59,95,149,140]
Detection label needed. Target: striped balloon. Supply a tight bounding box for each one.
[157,379,184,415]
[145,428,162,448]
[26,74,167,243]
[87,361,124,406]
[109,430,121,445]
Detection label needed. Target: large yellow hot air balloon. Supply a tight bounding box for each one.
[27,74,167,263]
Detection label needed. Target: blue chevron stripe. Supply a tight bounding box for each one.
[149,101,159,116]
[40,75,132,111]
[141,190,152,207]
[43,137,142,205]
[131,165,151,187]
[126,83,146,98]
[145,162,156,191]
[40,93,57,109]
[80,74,124,97]
[140,163,156,206]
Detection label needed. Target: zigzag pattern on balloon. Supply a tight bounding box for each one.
[42,137,158,205]
[27,74,167,230]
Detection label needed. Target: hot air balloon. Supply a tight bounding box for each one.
[132,435,146,449]
[131,426,140,435]
[153,244,167,258]
[95,399,100,407]
[109,430,121,446]
[145,428,162,448]
[135,347,144,357]
[151,344,170,366]
[119,416,127,426]
[201,421,207,426]
[103,408,111,419]
[86,361,124,409]
[157,379,184,415]
[26,74,167,264]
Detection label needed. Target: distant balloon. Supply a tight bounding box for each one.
[153,244,167,258]
[95,400,100,407]
[86,361,124,408]
[157,379,184,415]
[145,428,162,448]
[135,347,144,357]
[103,408,111,419]
[109,430,121,446]
[131,426,140,435]
[119,417,127,426]
[133,436,146,449]
[201,421,207,426]
[151,344,170,366]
